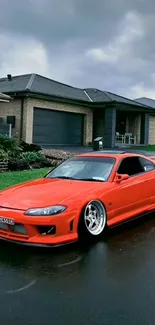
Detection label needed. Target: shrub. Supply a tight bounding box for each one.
[0,149,8,163]
[8,151,51,171]
[0,136,22,159]
[22,152,50,167]
[0,149,9,172]
[20,141,41,152]
[22,152,43,163]
[8,154,29,171]
[0,136,18,152]
[0,136,49,171]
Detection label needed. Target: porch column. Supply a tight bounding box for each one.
[140,113,149,145]
[144,113,149,144]
[104,107,116,148]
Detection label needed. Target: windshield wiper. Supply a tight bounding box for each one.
[47,176,105,182]
[50,176,76,180]
[79,178,105,182]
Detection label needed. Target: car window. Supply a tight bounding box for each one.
[117,157,144,176]
[45,157,116,182]
[139,157,155,172]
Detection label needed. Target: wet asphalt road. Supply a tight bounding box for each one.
[1,214,155,325]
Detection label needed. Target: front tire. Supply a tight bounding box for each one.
[79,200,107,238]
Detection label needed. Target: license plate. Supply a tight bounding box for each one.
[0,217,15,225]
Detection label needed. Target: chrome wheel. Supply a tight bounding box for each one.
[84,200,106,236]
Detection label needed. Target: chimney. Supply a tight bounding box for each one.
[7,74,12,81]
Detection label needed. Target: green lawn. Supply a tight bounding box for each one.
[0,168,50,191]
[130,145,155,151]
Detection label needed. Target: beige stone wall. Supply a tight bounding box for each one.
[24,98,93,145]
[0,98,21,137]
[149,115,155,144]
[134,114,141,144]
[0,97,93,145]
[125,113,141,144]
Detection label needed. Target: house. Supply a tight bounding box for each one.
[0,73,154,148]
[0,92,11,137]
[135,97,155,145]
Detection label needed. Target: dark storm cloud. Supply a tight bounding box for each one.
[0,0,155,98]
[0,0,145,44]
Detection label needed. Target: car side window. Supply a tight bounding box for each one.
[117,157,144,176]
[139,157,155,172]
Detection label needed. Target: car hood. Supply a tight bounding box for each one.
[0,178,110,210]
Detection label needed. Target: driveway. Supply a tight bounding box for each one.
[1,214,155,325]
[43,145,155,156]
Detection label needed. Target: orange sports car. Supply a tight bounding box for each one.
[0,150,155,247]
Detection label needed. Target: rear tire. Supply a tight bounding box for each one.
[78,200,107,239]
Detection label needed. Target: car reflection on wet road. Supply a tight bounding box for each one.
[1,215,155,325]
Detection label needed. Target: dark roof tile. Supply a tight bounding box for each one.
[135,97,155,109]
[84,88,150,108]
[0,74,31,93]
[106,91,150,107]
[30,74,88,101]
[0,73,89,102]
[84,89,110,102]
[0,73,152,109]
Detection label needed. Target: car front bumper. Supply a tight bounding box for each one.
[0,207,79,247]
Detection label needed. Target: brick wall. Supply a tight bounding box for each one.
[0,97,93,145]
[0,99,21,137]
[149,115,155,144]
[134,114,141,144]
[24,98,93,145]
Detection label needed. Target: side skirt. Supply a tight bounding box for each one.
[108,209,155,230]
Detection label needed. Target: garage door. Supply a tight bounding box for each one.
[33,108,84,146]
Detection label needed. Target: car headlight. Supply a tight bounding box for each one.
[24,205,67,216]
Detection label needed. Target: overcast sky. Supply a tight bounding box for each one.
[0,0,155,99]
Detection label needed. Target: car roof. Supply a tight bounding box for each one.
[76,150,147,159]
[90,150,126,155]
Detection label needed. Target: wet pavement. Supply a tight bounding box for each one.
[1,214,155,325]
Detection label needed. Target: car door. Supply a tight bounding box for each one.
[139,157,155,209]
[107,156,154,226]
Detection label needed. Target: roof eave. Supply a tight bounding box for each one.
[114,101,153,111]
[0,92,12,100]
[2,90,154,111]
[6,91,93,107]
[91,100,155,112]
[0,99,10,102]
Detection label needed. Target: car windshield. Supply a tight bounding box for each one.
[45,157,116,182]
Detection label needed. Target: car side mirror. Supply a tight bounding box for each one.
[114,173,129,183]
